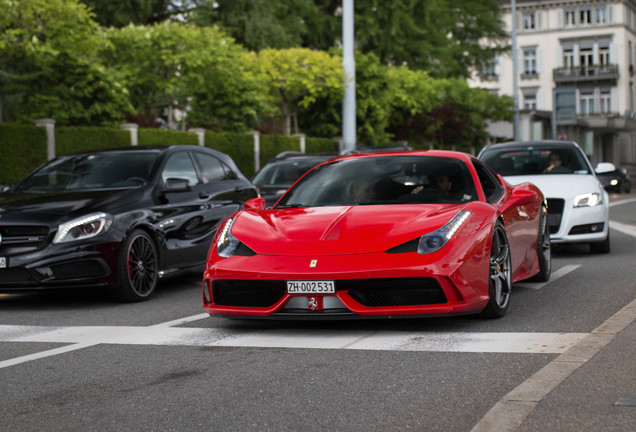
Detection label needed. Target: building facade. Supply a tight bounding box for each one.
[470,0,636,169]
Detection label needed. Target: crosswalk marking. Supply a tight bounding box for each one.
[0,322,587,364]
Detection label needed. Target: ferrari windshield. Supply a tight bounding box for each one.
[275,155,478,208]
[481,145,592,176]
[14,151,160,192]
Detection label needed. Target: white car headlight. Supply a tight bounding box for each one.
[573,192,602,208]
[417,210,472,254]
[53,212,113,244]
[217,217,239,258]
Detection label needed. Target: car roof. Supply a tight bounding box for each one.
[480,140,582,153]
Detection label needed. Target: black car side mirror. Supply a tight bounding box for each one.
[162,178,192,193]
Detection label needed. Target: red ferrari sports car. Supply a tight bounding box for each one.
[203,151,550,319]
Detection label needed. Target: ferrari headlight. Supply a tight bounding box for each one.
[417,210,471,254]
[217,217,239,258]
[53,212,113,244]
[574,192,602,208]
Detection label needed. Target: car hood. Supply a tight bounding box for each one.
[0,189,143,225]
[502,174,603,200]
[231,204,464,255]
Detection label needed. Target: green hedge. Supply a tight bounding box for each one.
[259,134,300,168]
[138,128,198,147]
[56,126,130,155]
[0,123,48,185]
[0,122,343,185]
[204,131,255,177]
[306,137,339,154]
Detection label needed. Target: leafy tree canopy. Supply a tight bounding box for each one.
[102,22,273,131]
[247,48,344,135]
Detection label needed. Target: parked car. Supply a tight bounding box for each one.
[0,145,258,301]
[203,150,549,319]
[252,152,338,207]
[595,162,632,193]
[340,143,413,155]
[479,140,610,253]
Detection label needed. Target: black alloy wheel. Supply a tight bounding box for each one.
[482,221,512,318]
[115,229,159,302]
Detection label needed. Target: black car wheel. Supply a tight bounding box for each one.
[529,206,551,282]
[590,231,610,254]
[482,221,512,318]
[115,229,158,302]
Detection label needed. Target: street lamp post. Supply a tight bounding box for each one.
[342,0,356,152]
[512,0,520,141]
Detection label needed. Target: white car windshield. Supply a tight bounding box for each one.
[481,146,592,176]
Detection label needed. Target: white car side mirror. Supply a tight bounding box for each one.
[595,162,616,174]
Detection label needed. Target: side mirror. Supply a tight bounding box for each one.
[500,187,538,213]
[244,197,266,210]
[595,162,616,174]
[162,178,192,193]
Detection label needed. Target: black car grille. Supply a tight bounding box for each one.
[546,198,564,234]
[0,226,50,255]
[211,278,446,308]
[212,280,286,307]
[341,278,447,306]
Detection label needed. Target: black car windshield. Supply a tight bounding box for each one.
[252,157,333,186]
[14,151,160,192]
[275,155,478,208]
[481,145,592,176]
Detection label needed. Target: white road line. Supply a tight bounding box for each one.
[471,296,636,432]
[0,322,586,366]
[514,264,581,290]
[610,220,636,238]
[609,197,636,207]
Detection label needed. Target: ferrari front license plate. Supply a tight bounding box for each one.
[286,280,335,294]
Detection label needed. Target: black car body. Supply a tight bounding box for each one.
[0,145,258,301]
[252,152,337,207]
[595,163,632,193]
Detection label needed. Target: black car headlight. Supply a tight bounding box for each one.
[53,212,113,244]
[417,210,472,254]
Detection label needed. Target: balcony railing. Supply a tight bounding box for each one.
[553,65,619,83]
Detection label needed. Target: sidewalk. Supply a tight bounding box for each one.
[519,313,636,431]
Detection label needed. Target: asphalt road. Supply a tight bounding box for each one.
[1,194,635,432]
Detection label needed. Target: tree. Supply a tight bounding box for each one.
[248,48,344,136]
[189,0,508,79]
[102,22,272,131]
[0,0,132,124]
[79,0,198,27]
[189,0,335,51]
[352,0,509,78]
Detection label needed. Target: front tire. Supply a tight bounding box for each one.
[114,229,158,302]
[590,231,610,254]
[482,222,512,319]
[529,206,551,282]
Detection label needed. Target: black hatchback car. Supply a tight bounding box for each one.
[0,145,258,301]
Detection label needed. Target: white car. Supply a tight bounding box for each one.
[478,140,610,254]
